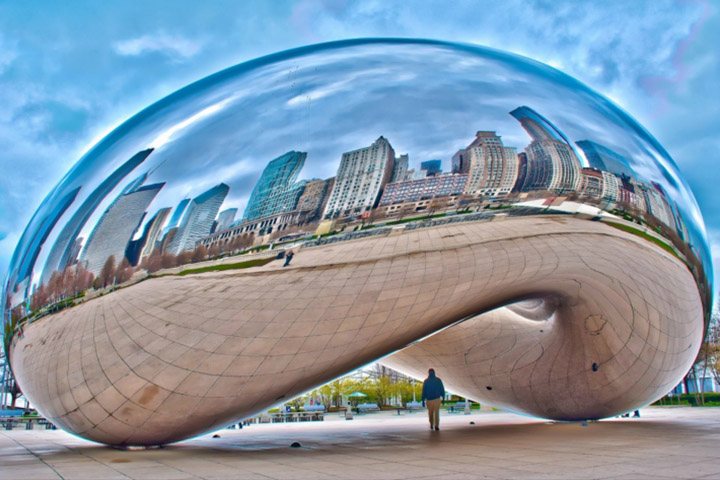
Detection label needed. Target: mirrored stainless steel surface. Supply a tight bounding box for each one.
[2,39,712,446]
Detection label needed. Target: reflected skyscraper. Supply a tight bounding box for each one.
[80,180,165,275]
[323,136,395,218]
[510,106,581,192]
[420,159,442,177]
[137,207,172,262]
[576,140,635,180]
[391,154,409,183]
[243,151,307,221]
[458,131,518,198]
[215,208,237,233]
[14,187,80,293]
[167,183,229,254]
[40,149,152,284]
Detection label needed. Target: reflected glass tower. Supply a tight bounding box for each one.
[80,180,165,275]
[576,140,636,180]
[215,208,237,233]
[167,183,229,254]
[510,106,581,192]
[243,151,307,221]
[137,207,172,262]
[420,159,442,177]
[41,149,152,284]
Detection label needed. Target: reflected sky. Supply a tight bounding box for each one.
[2,38,712,318]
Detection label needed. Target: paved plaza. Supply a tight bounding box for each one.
[2,406,720,479]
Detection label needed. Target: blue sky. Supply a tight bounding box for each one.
[0,0,718,292]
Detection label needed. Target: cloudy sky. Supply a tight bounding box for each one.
[0,0,718,292]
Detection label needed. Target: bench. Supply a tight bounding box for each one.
[302,404,326,412]
[447,401,471,413]
[357,403,380,413]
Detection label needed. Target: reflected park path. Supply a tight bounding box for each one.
[2,407,720,479]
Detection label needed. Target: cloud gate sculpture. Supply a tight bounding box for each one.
[2,39,713,446]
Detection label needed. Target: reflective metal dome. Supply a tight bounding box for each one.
[2,39,712,446]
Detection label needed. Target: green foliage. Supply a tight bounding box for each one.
[177,257,274,276]
[605,222,679,258]
[652,393,720,406]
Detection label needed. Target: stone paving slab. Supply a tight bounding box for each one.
[2,406,720,479]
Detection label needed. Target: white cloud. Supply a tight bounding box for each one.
[114,33,203,59]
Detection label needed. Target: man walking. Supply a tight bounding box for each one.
[283,250,294,267]
[422,368,445,431]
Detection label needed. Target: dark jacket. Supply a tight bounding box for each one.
[422,371,445,401]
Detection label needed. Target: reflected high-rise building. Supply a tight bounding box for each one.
[243,151,307,221]
[80,180,165,275]
[510,106,582,193]
[41,149,152,284]
[296,178,333,221]
[165,198,190,233]
[215,208,237,233]
[64,237,84,269]
[420,160,442,177]
[15,187,80,293]
[391,154,409,183]
[136,207,172,263]
[458,131,519,198]
[601,171,620,202]
[167,183,229,254]
[323,136,395,218]
[579,168,603,199]
[575,140,635,180]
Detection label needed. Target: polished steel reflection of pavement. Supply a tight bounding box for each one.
[10,217,703,445]
[2,408,720,480]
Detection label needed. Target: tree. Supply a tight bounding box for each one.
[191,244,208,263]
[396,204,415,221]
[114,258,134,284]
[160,253,177,269]
[100,255,116,288]
[208,244,221,259]
[176,250,192,266]
[142,250,163,273]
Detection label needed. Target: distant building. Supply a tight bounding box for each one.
[379,173,468,206]
[512,152,528,193]
[165,198,190,233]
[296,178,333,221]
[167,183,229,254]
[391,154,409,183]
[215,208,237,233]
[244,151,307,221]
[636,182,674,229]
[323,136,395,219]
[617,186,646,212]
[510,106,582,193]
[601,171,620,202]
[64,237,84,269]
[420,160,442,177]
[41,148,152,284]
[451,149,469,174]
[576,140,635,180]
[459,131,519,198]
[80,180,165,275]
[200,209,314,249]
[138,207,172,262]
[579,168,603,199]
